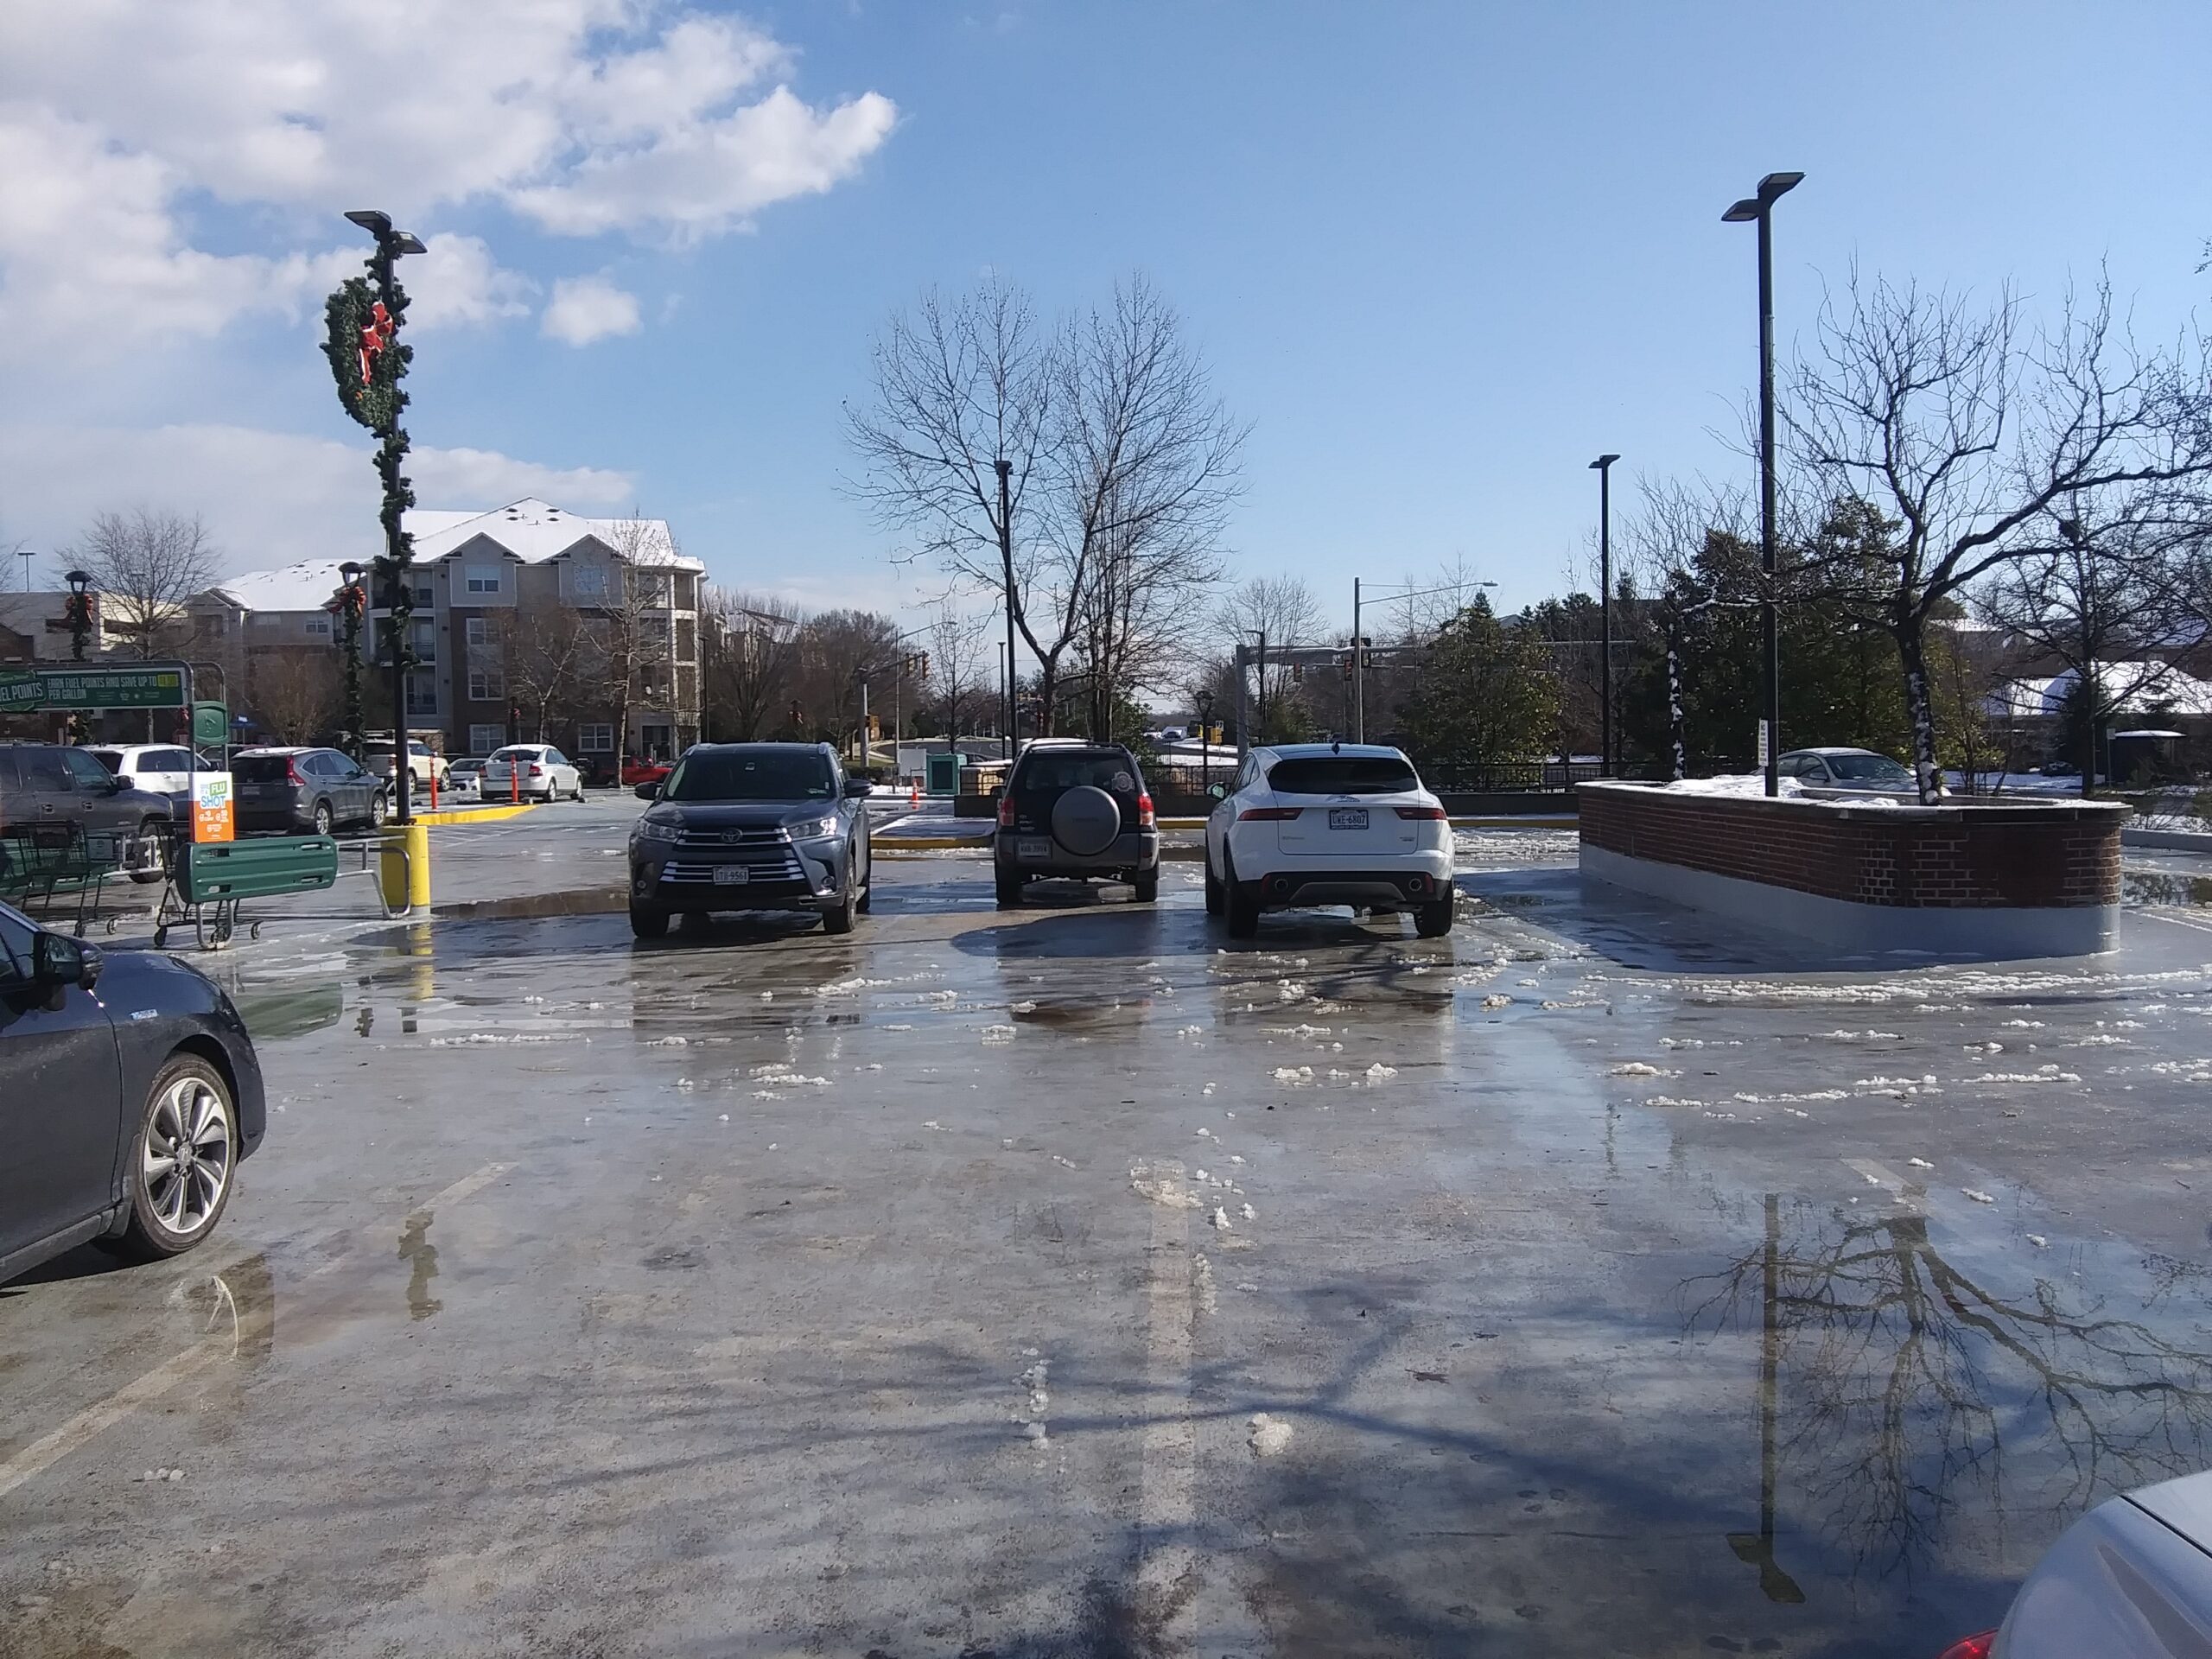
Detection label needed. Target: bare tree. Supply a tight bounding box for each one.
[1212,574,1326,738]
[789,609,900,753]
[72,507,219,658]
[847,278,1052,725]
[250,645,339,745]
[701,588,805,741]
[497,595,592,742]
[924,598,993,739]
[849,273,1243,738]
[1788,270,2212,800]
[583,518,677,765]
[1051,276,1243,738]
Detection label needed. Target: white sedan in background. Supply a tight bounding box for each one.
[481,744,583,803]
[1203,742,1456,938]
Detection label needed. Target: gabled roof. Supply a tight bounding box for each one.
[200,558,349,614]
[403,498,702,572]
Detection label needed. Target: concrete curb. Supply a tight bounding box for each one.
[2124,825,2212,853]
[416,804,538,826]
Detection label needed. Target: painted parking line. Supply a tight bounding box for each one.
[0,1161,512,1502]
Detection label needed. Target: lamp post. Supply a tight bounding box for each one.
[995,457,1018,756]
[334,208,427,823]
[1194,689,1216,795]
[1590,454,1620,775]
[64,569,92,662]
[1723,171,1802,798]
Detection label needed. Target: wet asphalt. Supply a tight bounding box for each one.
[6,807,2212,1657]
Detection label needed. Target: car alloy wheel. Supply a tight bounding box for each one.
[312,800,334,836]
[117,1057,237,1259]
[369,792,388,828]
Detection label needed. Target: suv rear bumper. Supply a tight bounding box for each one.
[995,829,1160,875]
[1236,857,1452,911]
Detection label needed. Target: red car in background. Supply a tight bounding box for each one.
[620,757,674,787]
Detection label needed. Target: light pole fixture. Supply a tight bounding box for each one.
[333,208,427,822]
[1723,171,1802,798]
[64,569,92,662]
[1590,454,1620,776]
[995,457,1017,752]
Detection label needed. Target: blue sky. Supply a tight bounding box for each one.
[3,1,2207,637]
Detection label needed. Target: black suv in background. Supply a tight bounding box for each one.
[0,743,176,881]
[627,742,874,939]
[994,740,1160,906]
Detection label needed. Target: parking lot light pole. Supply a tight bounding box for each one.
[1590,454,1620,775]
[995,458,1016,757]
[1723,171,1802,798]
[64,569,92,662]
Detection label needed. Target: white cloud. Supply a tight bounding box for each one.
[0,423,633,575]
[404,235,536,331]
[0,3,896,351]
[542,275,644,346]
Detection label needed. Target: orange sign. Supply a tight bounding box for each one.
[191,771,235,843]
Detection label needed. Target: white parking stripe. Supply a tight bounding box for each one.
[0,1161,512,1502]
[1135,1162,1198,1648]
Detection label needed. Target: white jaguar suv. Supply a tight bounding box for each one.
[1203,743,1455,938]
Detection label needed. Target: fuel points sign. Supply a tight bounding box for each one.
[0,664,189,709]
[190,772,235,843]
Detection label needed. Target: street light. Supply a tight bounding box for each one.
[1590,454,1620,776]
[1722,170,1802,798]
[1349,576,1497,742]
[994,458,1018,756]
[64,569,92,662]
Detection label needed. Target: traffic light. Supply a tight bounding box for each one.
[917,651,931,678]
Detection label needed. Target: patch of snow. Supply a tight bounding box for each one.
[1365,1063,1399,1082]
[981,1025,1017,1043]
[1962,1188,1996,1205]
[1249,1414,1294,1457]
[1606,1062,1677,1078]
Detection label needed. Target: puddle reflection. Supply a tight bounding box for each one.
[1688,1195,2212,1587]
[397,1211,442,1320]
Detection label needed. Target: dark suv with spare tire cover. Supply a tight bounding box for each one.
[994,741,1160,906]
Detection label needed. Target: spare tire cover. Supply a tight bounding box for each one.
[1051,785,1122,857]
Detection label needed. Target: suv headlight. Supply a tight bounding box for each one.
[789,816,837,840]
[634,817,680,843]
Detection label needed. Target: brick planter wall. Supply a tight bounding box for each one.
[1577,782,2127,957]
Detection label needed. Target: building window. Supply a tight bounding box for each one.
[304,617,331,637]
[404,671,438,718]
[570,566,607,599]
[413,584,435,607]
[465,617,489,646]
[467,667,505,701]
[465,565,501,594]
[468,723,505,753]
[577,722,614,753]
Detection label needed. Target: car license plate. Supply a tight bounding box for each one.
[712,864,750,886]
[1328,808,1370,830]
[1019,837,1051,859]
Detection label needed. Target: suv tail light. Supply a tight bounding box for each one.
[1238,806,1302,822]
[1936,1637,1996,1659]
[1136,792,1155,829]
[997,792,1015,828]
[1395,805,1448,820]
[286,757,306,786]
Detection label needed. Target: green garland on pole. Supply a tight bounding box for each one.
[321,261,417,715]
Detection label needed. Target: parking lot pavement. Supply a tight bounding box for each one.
[8,837,2212,1656]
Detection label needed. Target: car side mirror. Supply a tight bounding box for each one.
[32,931,100,991]
[634,782,660,801]
[843,778,873,798]
[1207,783,1226,800]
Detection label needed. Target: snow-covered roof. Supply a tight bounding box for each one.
[1986,665,2212,719]
[403,498,702,572]
[203,558,349,614]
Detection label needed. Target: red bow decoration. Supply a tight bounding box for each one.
[357,301,394,387]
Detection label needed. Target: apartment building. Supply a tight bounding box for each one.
[190,499,702,763]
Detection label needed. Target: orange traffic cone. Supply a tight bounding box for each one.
[909,779,919,809]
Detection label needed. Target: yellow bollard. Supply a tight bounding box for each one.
[379,822,432,912]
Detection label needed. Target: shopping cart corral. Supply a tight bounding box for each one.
[0,822,165,937]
